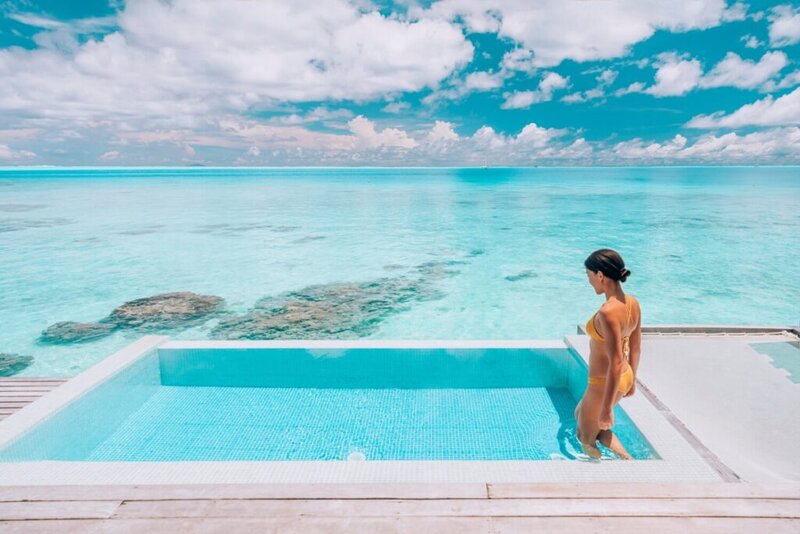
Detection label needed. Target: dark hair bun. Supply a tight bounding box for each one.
[584,248,631,283]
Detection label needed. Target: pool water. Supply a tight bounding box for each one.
[0,346,656,461]
[751,341,800,383]
[1,167,799,377]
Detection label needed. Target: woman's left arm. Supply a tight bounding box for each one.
[597,309,624,429]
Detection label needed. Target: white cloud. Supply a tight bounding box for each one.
[768,5,800,47]
[348,116,418,149]
[645,53,703,96]
[425,121,460,143]
[501,48,537,74]
[699,51,787,90]
[686,86,800,128]
[414,0,730,68]
[762,70,800,92]
[0,128,41,141]
[0,0,473,127]
[382,102,411,114]
[562,69,617,104]
[741,34,763,48]
[515,123,568,147]
[683,128,800,157]
[614,82,646,97]
[613,134,688,159]
[501,72,568,109]
[471,126,506,149]
[721,2,749,22]
[0,144,36,160]
[99,150,120,161]
[265,107,355,126]
[464,71,505,91]
[614,128,800,161]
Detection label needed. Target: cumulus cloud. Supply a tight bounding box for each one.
[613,128,800,161]
[762,70,800,92]
[721,2,749,22]
[464,71,505,91]
[413,0,731,68]
[768,5,800,47]
[0,0,472,127]
[741,34,763,48]
[501,72,568,109]
[8,12,116,52]
[686,86,800,128]
[425,121,460,143]
[645,53,703,96]
[348,116,418,149]
[562,69,618,104]
[615,82,646,97]
[699,51,787,90]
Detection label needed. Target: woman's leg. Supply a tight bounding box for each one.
[597,391,632,459]
[576,388,603,459]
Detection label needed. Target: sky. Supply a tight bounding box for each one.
[0,0,799,166]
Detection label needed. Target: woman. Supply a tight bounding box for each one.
[575,249,641,460]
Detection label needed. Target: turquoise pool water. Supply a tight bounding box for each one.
[751,341,800,383]
[1,167,798,376]
[0,347,655,461]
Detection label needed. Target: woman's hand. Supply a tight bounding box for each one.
[624,382,636,397]
[599,409,614,430]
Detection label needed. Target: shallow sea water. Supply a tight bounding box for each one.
[1,167,798,376]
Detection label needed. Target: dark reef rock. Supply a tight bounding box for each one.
[504,270,539,282]
[40,291,225,343]
[211,268,455,340]
[0,353,34,376]
[39,321,115,344]
[107,292,224,329]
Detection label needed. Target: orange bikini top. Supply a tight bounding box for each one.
[586,297,635,353]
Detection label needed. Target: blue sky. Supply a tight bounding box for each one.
[0,0,799,166]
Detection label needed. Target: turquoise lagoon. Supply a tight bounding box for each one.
[1,167,798,376]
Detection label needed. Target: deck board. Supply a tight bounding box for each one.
[0,378,67,421]
[0,483,796,529]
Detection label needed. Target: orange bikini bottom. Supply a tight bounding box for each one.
[588,364,634,394]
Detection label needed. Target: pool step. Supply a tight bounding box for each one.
[0,378,67,421]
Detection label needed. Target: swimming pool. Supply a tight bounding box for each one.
[0,339,654,462]
[1,337,731,484]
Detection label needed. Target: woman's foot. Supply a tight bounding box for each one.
[597,429,632,460]
[581,440,602,459]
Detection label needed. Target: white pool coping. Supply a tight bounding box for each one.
[0,336,723,485]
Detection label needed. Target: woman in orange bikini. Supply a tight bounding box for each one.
[576,249,641,460]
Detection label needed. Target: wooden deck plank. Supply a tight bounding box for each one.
[488,483,800,499]
[111,498,800,519]
[1,517,797,534]
[0,500,121,521]
[0,378,67,420]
